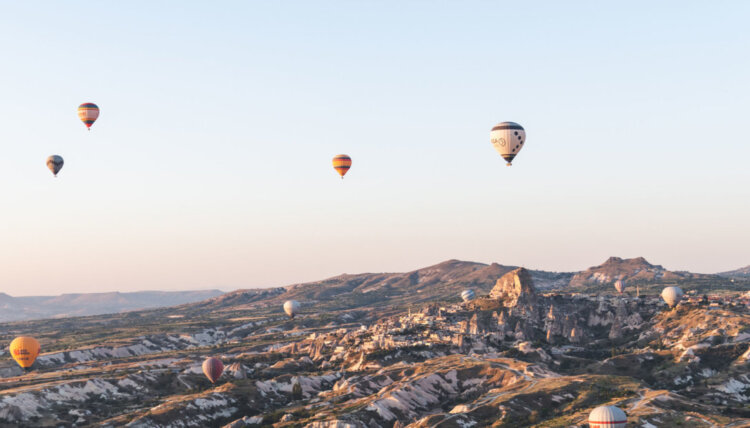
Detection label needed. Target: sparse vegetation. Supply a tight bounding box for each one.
[0,259,747,426]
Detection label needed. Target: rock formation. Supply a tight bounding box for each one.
[609,298,629,339]
[226,362,247,379]
[490,268,537,308]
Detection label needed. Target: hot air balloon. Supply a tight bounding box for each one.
[661,286,684,307]
[202,357,224,384]
[588,405,627,428]
[461,289,476,302]
[46,155,64,177]
[332,155,352,179]
[614,280,626,295]
[9,337,40,370]
[490,122,525,166]
[283,300,300,319]
[78,103,99,130]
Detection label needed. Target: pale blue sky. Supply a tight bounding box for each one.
[1,2,749,295]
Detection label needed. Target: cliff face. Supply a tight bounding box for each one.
[490,268,537,307]
[478,265,651,346]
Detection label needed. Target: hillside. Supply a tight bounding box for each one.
[0,268,747,426]
[567,257,741,295]
[185,260,573,318]
[183,258,743,319]
[719,265,750,279]
[0,259,747,426]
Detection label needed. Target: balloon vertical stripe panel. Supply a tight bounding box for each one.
[202,357,224,383]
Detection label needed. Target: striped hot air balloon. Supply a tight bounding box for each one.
[46,155,64,177]
[332,155,352,179]
[202,357,224,384]
[9,337,40,370]
[490,122,525,166]
[461,289,476,302]
[588,405,627,428]
[77,103,100,130]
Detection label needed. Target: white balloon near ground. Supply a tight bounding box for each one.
[614,280,625,294]
[490,122,526,166]
[661,286,684,307]
[461,289,475,302]
[588,405,627,428]
[283,300,300,318]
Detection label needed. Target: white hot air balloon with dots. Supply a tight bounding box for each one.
[490,121,526,166]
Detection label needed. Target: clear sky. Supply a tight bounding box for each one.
[1,1,749,295]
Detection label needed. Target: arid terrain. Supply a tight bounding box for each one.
[0,257,748,427]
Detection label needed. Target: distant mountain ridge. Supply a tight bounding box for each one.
[191,260,578,315]
[4,257,747,323]
[568,256,712,287]
[0,290,224,322]
[193,257,745,315]
[718,265,750,279]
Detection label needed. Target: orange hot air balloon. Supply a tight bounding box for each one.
[77,103,100,130]
[202,357,224,384]
[332,155,352,179]
[9,337,40,370]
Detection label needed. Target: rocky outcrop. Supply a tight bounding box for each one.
[226,362,248,379]
[490,268,537,308]
[568,256,706,287]
[609,299,628,339]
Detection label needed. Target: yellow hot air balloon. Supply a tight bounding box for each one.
[77,103,100,130]
[9,337,40,370]
[332,155,352,179]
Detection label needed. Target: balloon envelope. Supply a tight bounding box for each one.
[461,289,476,302]
[9,337,40,369]
[283,300,300,318]
[614,280,625,294]
[332,155,352,178]
[589,405,627,428]
[661,286,684,307]
[202,357,224,383]
[77,103,100,129]
[490,122,525,166]
[46,155,64,177]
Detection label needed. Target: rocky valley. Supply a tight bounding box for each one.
[0,258,748,427]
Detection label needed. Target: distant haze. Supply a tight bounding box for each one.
[0,290,224,322]
[0,2,749,294]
